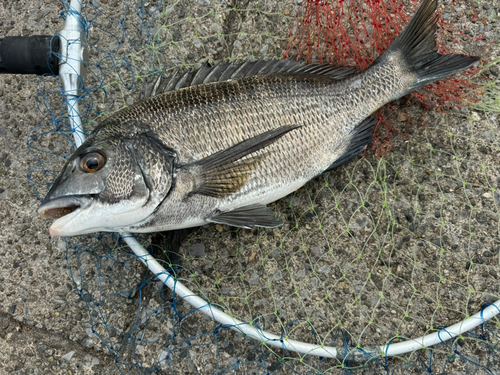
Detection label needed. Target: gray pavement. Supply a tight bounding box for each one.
[0,0,499,374]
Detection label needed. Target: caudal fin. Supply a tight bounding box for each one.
[377,0,479,94]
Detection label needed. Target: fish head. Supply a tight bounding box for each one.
[38,130,175,236]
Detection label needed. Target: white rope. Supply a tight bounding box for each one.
[59,0,86,147]
[120,233,500,361]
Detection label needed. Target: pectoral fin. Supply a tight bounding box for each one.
[207,204,283,229]
[187,125,299,198]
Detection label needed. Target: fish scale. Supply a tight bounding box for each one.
[39,0,479,236]
[123,76,358,160]
[116,75,395,231]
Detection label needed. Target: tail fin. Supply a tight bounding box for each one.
[377,0,479,93]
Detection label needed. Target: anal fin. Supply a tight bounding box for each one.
[325,116,376,173]
[207,204,283,229]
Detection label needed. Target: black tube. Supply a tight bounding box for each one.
[0,35,60,75]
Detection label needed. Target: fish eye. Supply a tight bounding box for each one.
[81,152,106,173]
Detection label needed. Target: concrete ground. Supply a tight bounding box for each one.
[0,0,499,374]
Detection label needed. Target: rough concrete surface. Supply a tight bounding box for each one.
[0,0,499,374]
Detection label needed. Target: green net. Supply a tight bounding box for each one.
[25,0,500,373]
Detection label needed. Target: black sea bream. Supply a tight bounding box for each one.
[39,0,478,236]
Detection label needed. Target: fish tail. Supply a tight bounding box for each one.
[375,0,479,99]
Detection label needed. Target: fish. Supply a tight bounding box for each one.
[38,0,478,236]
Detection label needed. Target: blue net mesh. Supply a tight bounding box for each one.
[26,0,500,373]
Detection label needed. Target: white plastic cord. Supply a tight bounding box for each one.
[60,1,500,363]
[59,0,87,147]
[121,233,500,361]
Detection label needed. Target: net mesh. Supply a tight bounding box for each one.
[27,0,500,373]
[285,0,495,157]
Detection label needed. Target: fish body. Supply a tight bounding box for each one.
[39,0,478,236]
[101,69,389,233]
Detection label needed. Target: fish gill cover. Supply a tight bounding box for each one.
[21,0,500,373]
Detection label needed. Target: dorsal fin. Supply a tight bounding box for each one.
[141,59,358,100]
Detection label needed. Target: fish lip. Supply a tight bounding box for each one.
[38,195,93,218]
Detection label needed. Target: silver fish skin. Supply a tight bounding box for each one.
[39,0,478,236]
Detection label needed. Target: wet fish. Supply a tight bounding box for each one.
[39,0,478,236]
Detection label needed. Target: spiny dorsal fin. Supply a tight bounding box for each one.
[185,125,300,198]
[141,59,358,99]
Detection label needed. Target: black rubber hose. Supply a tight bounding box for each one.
[0,35,60,75]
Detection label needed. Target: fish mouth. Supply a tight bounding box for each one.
[38,195,92,219]
[39,195,94,236]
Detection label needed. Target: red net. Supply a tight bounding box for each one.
[284,0,491,156]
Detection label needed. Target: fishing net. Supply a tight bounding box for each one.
[27,0,500,373]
